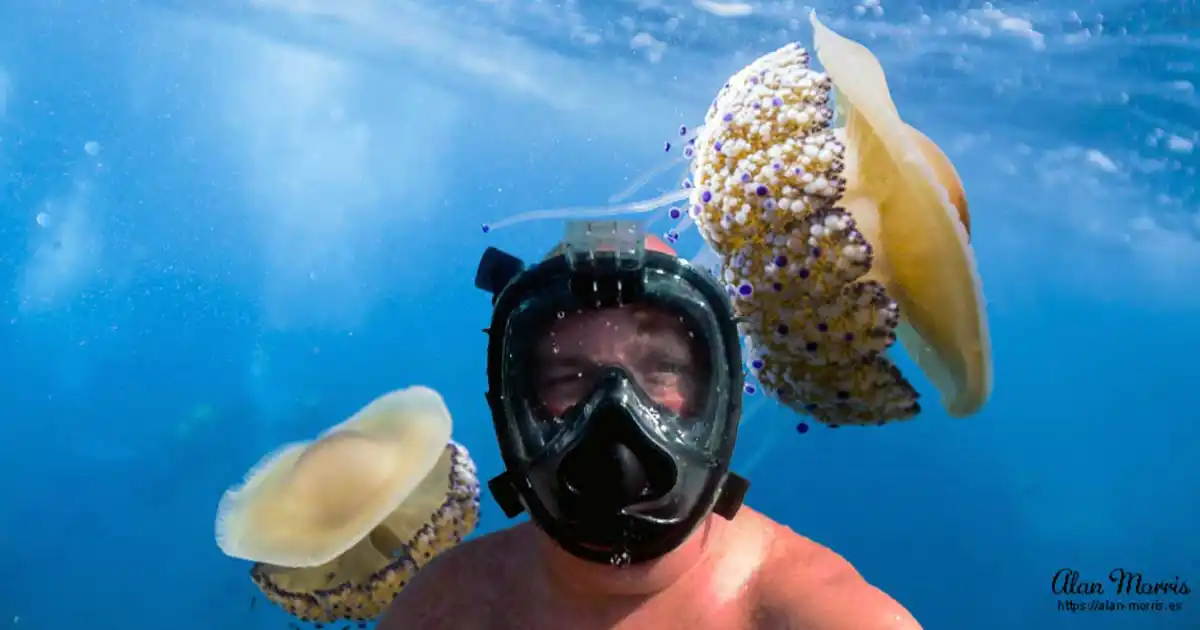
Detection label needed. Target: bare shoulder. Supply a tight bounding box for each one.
[378,524,532,630]
[751,516,921,630]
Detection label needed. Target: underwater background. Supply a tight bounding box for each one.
[1,0,1197,629]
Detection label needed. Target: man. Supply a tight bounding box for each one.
[380,221,921,629]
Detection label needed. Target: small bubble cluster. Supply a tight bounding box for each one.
[686,42,919,426]
[251,442,481,622]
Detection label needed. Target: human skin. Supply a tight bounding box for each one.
[377,236,922,629]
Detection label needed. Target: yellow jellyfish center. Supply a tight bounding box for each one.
[285,431,404,528]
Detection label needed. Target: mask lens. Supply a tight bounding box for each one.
[529,305,712,424]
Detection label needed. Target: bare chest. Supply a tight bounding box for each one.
[472,563,764,630]
[480,588,756,630]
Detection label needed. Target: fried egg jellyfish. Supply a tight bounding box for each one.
[482,14,992,427]
[215,386,480,623]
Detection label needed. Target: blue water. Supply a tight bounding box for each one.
[1,1,1196,628]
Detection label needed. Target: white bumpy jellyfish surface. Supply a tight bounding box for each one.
[483,14,992,429]
[214,385,481,623]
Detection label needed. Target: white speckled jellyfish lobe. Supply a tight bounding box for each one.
[484,14,993,427]
[214,385,481,622]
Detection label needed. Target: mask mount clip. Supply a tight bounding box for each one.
[475,247,526,303]
[712,472,750,520]
[563,220,647,307]
[487,471,527,518]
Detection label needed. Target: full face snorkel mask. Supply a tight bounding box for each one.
[475,221,749,566]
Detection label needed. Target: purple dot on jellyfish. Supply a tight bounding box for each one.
[744,384,757,395]
[772,97,783,107]
[772,162,782,170]
[751,358,764,370]
[691,204,702,216]
[668,207,682,220]
[714,141,723,151]
[773,282,783,291]
[664,141,671,152]
[738,283,753,296]
[774,255,788,267]
[798,268,810,279]
[741,172,751,183]
[668,230,679,239]
[752,102,761,109]
[701,190,713,203]
[681,178,693,189]
[481,224,491,233]
[776,324,789,335]
[679,125,688,136]
[843,332,855,342]
[817,322,828,332]
[684,147,694,158]
[749,76,758,85]
[805,341,818,352]
[811,246,822,257]
[755,185,769,196]
[796,422,810,434]
[722,112,733,123]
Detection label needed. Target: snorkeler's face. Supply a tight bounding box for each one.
[533,306,706,420]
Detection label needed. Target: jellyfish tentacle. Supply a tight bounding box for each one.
[608,155,689,203]
[483,189,691,232]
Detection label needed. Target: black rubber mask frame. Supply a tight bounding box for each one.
[478,230,744,473]
[475,222,750,564]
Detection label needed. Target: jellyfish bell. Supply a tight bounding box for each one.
[249,442,479,622]
[906,125,970,239]
[214,386,481,622]
[811,12,991,417]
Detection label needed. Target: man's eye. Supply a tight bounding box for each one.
[544,371,585,387]
[649,360,689,376]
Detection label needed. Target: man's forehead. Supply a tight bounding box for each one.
[547,305,678,332]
